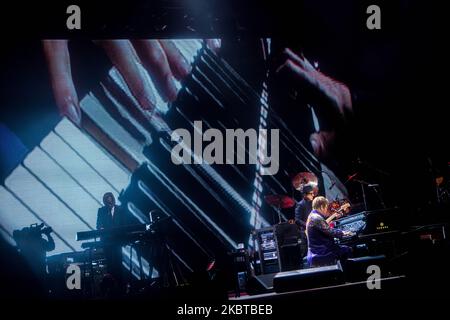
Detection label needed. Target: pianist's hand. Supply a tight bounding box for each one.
[276,48,353,159]
[42,39,221,125]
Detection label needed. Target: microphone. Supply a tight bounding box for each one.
[368,184,379,187]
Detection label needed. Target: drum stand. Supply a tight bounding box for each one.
[149,224,187,288]
[126,240,145,294]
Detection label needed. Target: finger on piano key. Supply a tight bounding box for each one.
[172,39,201,66]
[100,81,154,144]
[107,67,172,133]
[79,93,147,171]
[76,40,204,172]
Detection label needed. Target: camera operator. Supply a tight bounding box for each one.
[12,223,55,285]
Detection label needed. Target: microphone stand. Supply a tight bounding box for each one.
[370,185,386,209]
[361,182,367,211]
[354,179,369,211]
[355,179,386,210]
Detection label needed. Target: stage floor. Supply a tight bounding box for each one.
[229,275,407,301]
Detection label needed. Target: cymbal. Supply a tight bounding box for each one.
[264,194,296,209]
[292,172,318,191]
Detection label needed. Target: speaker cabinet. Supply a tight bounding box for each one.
[273,262,344,293]
[343,255,386,282]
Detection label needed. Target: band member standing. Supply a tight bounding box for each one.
[96,192,126,296]
[305,196,353,267]
[436,174,450,204]
[97,192,126,229]
[294,184,315,230]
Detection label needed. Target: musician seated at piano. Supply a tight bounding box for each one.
[96,192,126,230]
[294,184,315,230]
[306,196,353,267]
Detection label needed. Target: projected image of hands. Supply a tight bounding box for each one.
[277,48,353,160]
[42,39,221,126]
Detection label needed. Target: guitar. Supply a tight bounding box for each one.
[326,202,351,224]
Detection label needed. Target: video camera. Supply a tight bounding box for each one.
[13,223,53,241]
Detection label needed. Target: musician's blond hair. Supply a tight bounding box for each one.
[312,196,328,211]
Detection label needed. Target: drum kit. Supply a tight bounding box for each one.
[264,171,350,225]
[291,172,319,193]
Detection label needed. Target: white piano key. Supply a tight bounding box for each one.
[5,165,88,252]
[23,147,98,230]
[0,185,73,254]
[171,41,191,64]
[54,118,129,189]
[109,65,169,114]
[41,131,124,202]
[186,39,203,58]
[80,93,147,165]
[105,40,201,125]
[173,40,198,65]
[101,83,153,144]
[108,67,149,114]
[187,39,203,52]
